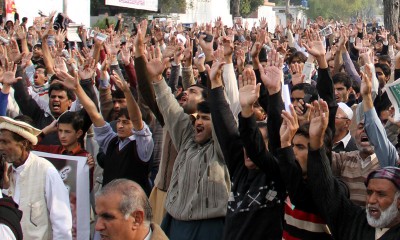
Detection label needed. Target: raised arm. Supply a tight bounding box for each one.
[307,99,360,239]
[258,50,284,155]
[53,69,105,127]
[361,64,397,167]
[304,29,337,137]
[111,72,143,130]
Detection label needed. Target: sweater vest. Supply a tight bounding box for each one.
[8,154,54,240]
[104,137,151,194]
[0,194,23,240]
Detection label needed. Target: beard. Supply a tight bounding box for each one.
[366,197,399,228]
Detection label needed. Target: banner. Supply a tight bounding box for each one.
[105,0,158,11]
[385,79,400,122]
[32,151,90,240]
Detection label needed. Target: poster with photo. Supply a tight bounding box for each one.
[32,151,90,240]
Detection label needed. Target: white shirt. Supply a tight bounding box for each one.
[334,131,352,149]
[143,227,152,240]
[10,154,72,240]
[0,194,17,240]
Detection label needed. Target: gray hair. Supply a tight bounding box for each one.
[96,179,152,223]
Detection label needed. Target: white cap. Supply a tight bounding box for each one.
[0,116,41,145]
[337,102,353,120]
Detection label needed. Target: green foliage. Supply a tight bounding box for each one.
[306,0,379,20]
[240,0,265,16]
[92,18,117,30]
[159,0,186,13]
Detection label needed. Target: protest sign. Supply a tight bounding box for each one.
[32,151,90,240]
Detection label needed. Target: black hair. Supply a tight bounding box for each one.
[48,83,75,101]
[378,55,392,66]
[197,101,210,114]
[58,111,84,132]
[189,84,208,100]
[112,89,126,99]
[287,51,307,64]
[116,108,130,120]
[352,80,360,94]
[333,72,352,89]
[375,63,391,77]
[291,83,319,102]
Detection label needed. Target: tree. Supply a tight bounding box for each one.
[383,0,399,38]
[231,0,264,17]
[306,0,378,20]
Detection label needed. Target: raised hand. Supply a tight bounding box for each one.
[290,63,305,86]
[20,52,33,69]
[259,17,268,29]
[78,58,96,80]
[120,45,131,66]
[239,68,261,117]
[205,60,225,88]
[259,49,283,94]
[280,104,299,147]
[15,26,26,40]
[360,63,373,97]
[2,59,22,85]
[54,56,68,73]
[111,70,129,92]
[222,36,234,59]
[53,69,79,90]
[146,51,169,82]
[8,39,22,63]
[309,99,329,150]
[55,29,67,43]
[303,30,326,58]
[183,37,193,66]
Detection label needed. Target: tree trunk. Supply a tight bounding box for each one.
[383,0,399,39]
[232,0,241,17]
[285,0,292,21]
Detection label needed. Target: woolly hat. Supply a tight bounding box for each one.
[0,116,41,145]
[366,167,400,190]
[337,102,353,119]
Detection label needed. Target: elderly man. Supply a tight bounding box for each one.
[333,102,357,152]
[0,116,72,239]
[95,179,168,240]
[307,99,400,239]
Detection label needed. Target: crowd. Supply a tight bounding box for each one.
[0,9,399,240]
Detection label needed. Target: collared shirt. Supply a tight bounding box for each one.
[143,227,152,240]
[376,228,389,239]
[0,194,16,240]
[333,131,352,149]
[8,153,72,239]
[94,121,154,162]
[34,144,88,157]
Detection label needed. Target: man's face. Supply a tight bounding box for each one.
[355,122,374,154]
[375,41,383,51]
[328,59,335,75]
[33,46,43,57]
[180,86,204,114]
[34,68,47,86]
[292,134,309,175]
[95,193,137,240]
[334,82,349,103]
[375,67,389,89]
[334,108,350,138]
[113,98,127,114]
[291,90,306,116]
[49,90,72,117]
[194,112,212,145]
[366,179,400,228]
[0,130,24,166]
[116,116,133,139]
[58,123,82,149]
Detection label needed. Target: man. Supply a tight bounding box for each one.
[13,64,97,145]
[148,53,230,239]
[95,179,168,240]
[53,69,153,194]
[374,63,391,89]
[333,102,358,152]
[307,105,400,239]
[0,116,72,239]
[333,72,352,104]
